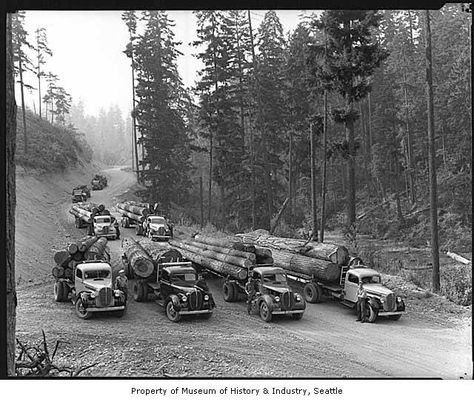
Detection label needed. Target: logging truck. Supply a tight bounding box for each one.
[71,188,86,203]
[91,174,107,190]
[70,204,118,240]
[53,261,126,320]
[286,260,406,323]
[221,265,306,322]
[130,261,215,322]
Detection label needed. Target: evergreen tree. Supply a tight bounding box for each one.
[34,27,52,119]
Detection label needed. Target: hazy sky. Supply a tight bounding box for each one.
[21,10,313,118]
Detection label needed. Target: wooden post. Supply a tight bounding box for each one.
[424,10,440,292]
[200,176,204,228]
[310,122,318,241]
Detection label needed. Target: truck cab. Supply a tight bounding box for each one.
[340,266,405,322]
[247,266,306,322]
[143,215,173,241]
[73,261,126,319]
[133,262,215,322]
[93,215,117,240]
[71,189,86,203]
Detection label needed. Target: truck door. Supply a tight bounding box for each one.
[344,273,359,303]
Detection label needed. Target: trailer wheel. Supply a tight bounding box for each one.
[133,281,145,302]
[259,301,273,322]
[166,300,181,322]
[303,283,321,303]
[75,298,92,320]
[223,282,235,302]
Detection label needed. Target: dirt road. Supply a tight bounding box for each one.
[15,166,472,378]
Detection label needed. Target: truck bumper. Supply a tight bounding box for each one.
[272,309,305,315]
[378,311,405,317]
[86,305,125,312]
[178,309,212,316]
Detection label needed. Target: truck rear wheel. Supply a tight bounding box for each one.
[166,300,181,322]
[75,298,92,320]
[223,282,235,302]
[54,282,63,302]
[303,283,321,303]
[259,301,273,322]
[292,313,303,320]
[133,281,146,302]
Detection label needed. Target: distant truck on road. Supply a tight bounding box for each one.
[69,203,118,240]
[91,174,107,190]
[286,259,406,323]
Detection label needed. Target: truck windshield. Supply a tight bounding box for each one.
[84,270,110,279]
[262,273,287,283]
[171,273,197,282]
[361,275,381,284]
[150,217,166,225]
[95,217,110,224]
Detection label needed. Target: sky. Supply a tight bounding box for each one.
[20,10,314,119]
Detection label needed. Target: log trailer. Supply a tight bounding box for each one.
[69,203,118,240]
[122,239,214,322]
[286,258,406,323]
[117,201,173,241]
[53,260,126,320]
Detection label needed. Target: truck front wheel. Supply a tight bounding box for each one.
[133,281,145,302]
[303,283,321,303]
[54,282,65,302]
[366,303,378,323]
[223,282,235,302]
[75,298,92,320]
[259,301,273,322]
[166,300,181,322]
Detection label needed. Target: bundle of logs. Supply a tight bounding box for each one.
[69,203,110,228]
[52,236,110,280]
[236,229,350,282]
[169,235,273,281]
[116,201,150,224]
[122,238,183,279]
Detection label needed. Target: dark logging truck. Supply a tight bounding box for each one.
[91,174,107,190]
[169,236,305,322]
[69,202,118,240]
[52,236,126,319]
[71,188,86,203]
[122,239,215,322]
[117,201,173,241]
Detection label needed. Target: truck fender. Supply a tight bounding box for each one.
[367,297,380,311]
[167,294,181,311]
[259,294,274,312]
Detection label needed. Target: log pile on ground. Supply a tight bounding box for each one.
[236,229,349,282]
[52,236,110,280]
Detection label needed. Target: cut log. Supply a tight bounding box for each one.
[175,248,247,281]
[122,238,154,278]
[181,238,256,263]
[236,229,349,266]
[270,248,341,282]
[54,250,71,266]
[116,202,150,218]
[193,234,242,248]
[170,239,253,269]
[139,240,182,264]
[446,251,471,265]
[116,207,146,223]
[254,247,274,265]
[67,243,78,255]
[76,236,99,252]
[83,237,109,262]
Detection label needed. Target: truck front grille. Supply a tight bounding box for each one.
[188,290,203,310]
[384,293,396,311]
[97,287,113,307]
[281,291,294,310]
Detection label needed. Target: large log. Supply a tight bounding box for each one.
[53,251,71,266]
[270,249,341,282]
[193,234,242,248]
[76,236,99,252]
[123,238,154,278]
[446,251,471,265]
[67,243,79,255]
[175,248,247,281]
[117,202,150,218]
[84,237,109,262]
[170,239,253,269]
[254,247,274,265]
[69,207,92,224]
[183,238,256,263]
[236,229,349,266]
[139,241,182,264]
[116,207,146,223]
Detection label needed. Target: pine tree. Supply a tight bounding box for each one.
[34,27,52,119]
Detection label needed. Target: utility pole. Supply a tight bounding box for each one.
[310,121,318,241]
[424,10,440,292]
[320,28,328,243]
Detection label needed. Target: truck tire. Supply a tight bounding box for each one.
[54,282,63,302]
[223,282,235,302]
[166,300,181,322]
[201,312,213,319]
[259,301,273,322]
[292,313,303,320]
[303,283,321,303]
[113,308,126,318]
[133,281,145,302]
[75,298,92,320]
[366,303,378,323]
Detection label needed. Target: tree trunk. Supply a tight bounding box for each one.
[19,55,28,154]
[122,238,154,279]
[424,10,440,292]
[320,88,328,242]
[200,176,204,228]
[270,197,289,235]
[288,130,293,218]
[174,238,256,263]
[346,113,356,226]
[6,13,17,376]
[310,122,318,240]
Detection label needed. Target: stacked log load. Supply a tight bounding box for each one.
[69,202,109,225]
[236,229,349,282]
[169,235,273,281]
[52,236,110,280]
[116,202,150,224]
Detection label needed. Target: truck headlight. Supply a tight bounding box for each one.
[204,295,209,301]
[114,290,122,297]
[181,295,187,302]
[396,296,402,303]
[295,295,301,302]
[89,292,96,299]
[274,296,280,303]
